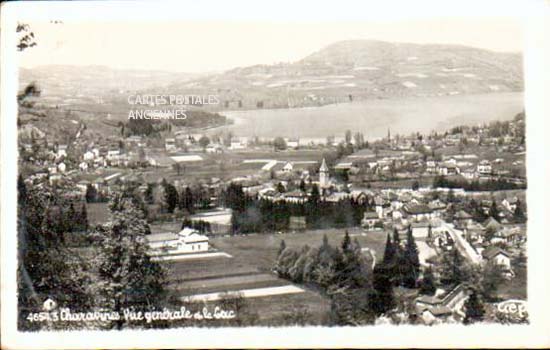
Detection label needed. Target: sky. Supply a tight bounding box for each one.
[13,0,529,73]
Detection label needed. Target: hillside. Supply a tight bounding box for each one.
[19,65,200,107]
[153,40,523,110]
[18,40,524,122]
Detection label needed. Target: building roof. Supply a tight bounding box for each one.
[482,246,510,260]
[145,232,178,243]
[319,158,329,172]
[455,210,473,220]
[483,217,502,230]
[416,295,442,306]
[363,211,379,220]
[178,227,208,243]
[427,306,453,316]
[404,204,433,215]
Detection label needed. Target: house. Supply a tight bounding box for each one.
[83,150,95,161]
[286,138,299,149]
[437,162,460,176]
[56,144,67,158]
[483,217,502,232]
[415,284,470,324]
[206,144,223,153]
[165,138,177,152]
[79,161,88,172]
[147,155,176,168]
[502,197,519,212]
[428,199,447,217]
[454,210,473,226]
[362,211,380,230]
[419,306,454,325]
[282,162,294,173]
[477,160,492,175]
[482,246,511,270]
[426,158,437,173]
[57,162,66,173]
[461,168,477,179]
[229,139,246,150]
[283,190,308,204]
[403,204,434,221]
[373,196,390,219]
[146,227,209,254]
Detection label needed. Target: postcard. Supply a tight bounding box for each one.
[1,0,549,348]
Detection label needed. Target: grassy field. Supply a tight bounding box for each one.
[163,226,388,325]
[165,227,388,289]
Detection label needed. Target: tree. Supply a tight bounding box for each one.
[419,266,436,295]
[463,290,485,324]
[178,187,195,214]
[513,199,526,222]
[439,246,470,286]
[308,184,320,204]
[403,226,420,288]
[17,23,37,51]
[273,137,287,151]
[382,234,395,265]
[479,262,505,301]
[392,228,400,247]
[345,130,352,145]
[369,264,395,316]
[163,182,178,213]
[198,135,210,151]
[299,179,306,192]
[276,182,286,194]
[278,240,287,257]
[489,200,500,221]
[79,203,88,231]
[85,184,98,203]
[18,182,93,330]
[341,230,351,252]
[91,197,166,329]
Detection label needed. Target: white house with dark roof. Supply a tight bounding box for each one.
[146,227,209,254]
[482,246,511,270]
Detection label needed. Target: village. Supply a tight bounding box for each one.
[18,102,527,326]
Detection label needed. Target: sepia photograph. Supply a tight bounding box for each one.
[1,0,549,348]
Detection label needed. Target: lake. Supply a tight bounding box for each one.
[214,92,523,140]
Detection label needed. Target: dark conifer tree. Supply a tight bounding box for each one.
[403,225,420,288]
[419,266,437,295]
[463,290,485,324]
[382,234,395,265]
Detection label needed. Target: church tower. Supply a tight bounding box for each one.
[319,158,330,189]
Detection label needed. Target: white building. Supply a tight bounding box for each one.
[477,160,492,175]
[282,162,294,173]
[57,162,66,173]
[165,138,177,152]
[56,145,67,158]
[83,150,95,161]
[147,228,209,254]
[319,158,330,189]
[79,162,88,172]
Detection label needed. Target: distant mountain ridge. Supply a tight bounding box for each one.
[153,40,522,109]
[20,40,523,110]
